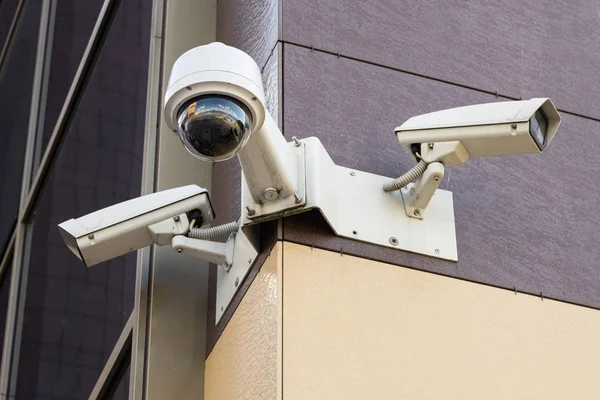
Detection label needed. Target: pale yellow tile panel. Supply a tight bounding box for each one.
[283,242,600,400]
[205,242,281,400]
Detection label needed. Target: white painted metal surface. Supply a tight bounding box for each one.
[241,137,458,261]
[242,141,306,220]
[216,227,259,323]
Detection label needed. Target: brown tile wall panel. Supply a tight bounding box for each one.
[217,0,278,71]
[282,44,600,308]
[281,0,600,119]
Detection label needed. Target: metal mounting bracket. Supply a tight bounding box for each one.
[241,137,457,261]
[172,234,235,271]
[215,225,258,324]
[401,162,445,219]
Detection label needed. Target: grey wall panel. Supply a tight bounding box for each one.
[217,0,278,71]
[282,0,600,119]
[282,44,600,308]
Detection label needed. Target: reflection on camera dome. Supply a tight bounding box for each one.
[177,95,253,161]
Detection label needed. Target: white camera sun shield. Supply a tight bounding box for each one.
[58,185,214,267]
[396,98,561,159]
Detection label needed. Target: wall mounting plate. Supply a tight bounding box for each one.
[215,226,258,324]
[242,137,457,261]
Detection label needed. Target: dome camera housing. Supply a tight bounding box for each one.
[164,42,266,162]
[177,95,253,161]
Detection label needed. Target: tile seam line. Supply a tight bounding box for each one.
[279,40,600,123]
[283,239,600,313]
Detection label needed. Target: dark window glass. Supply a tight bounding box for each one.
[38,0,105,155]
[0,0,41,256]
[104,352,131,400]
[0,260,12,362]
[0,0,20,48]
[15,0,151,397]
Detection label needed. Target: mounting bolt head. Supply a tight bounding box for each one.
[413,209,421,217]
[88,234,94,240]
[292,136,301,147]
[428,143,434,149]
[173,216,180,222]
[433,176,440,182]
[389,237,399,246]
[246,206,256,216]
[435,249,440,254]
[263,187,279,201]
[235,277,240,287]
[294,193,303,204]
[511,123,518,129]
[350,171,355,176]
[177,248,182,253]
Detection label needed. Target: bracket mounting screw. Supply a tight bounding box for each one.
[235,277,240,287]
[246,206,256,216]
[389,237,399,246]
[350,171,355,176]
[264,187,279,201]
[294,193,303,204]
[428,143,434,149]
[88,234,94,240]
[173,216,180,222]
[292,136,301,147]
[413,209,421,217]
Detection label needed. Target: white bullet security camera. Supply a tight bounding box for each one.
[163,42,299,205]
[395,98,561,165]
[58,185,217,267]
[385,98,562,218]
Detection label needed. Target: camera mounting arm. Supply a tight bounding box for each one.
[400,162,444,219]
[172,234,236,271]
[237,113,299,203]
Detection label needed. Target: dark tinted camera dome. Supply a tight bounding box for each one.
[177,95,253,161]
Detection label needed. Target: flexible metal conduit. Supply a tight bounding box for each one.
[383,160,428,192]
[188,220,239,240]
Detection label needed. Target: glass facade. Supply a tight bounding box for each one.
[0,0,20,47]
[0,0,151,398]
[38,0,105,155]
[0,0,41,256]
[0,261,12,363]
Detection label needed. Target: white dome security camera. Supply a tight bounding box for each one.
[164,43,300,205]
[164,42,266,161]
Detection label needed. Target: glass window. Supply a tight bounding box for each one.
[104,352,131,400]
[0,0,41,256]
[0,260,12,362]
[0,0,20,48]
[14,0,151,397]
[37,0,105,157]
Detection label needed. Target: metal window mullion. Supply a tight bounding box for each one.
[31,0,57,173]
[130,0,165,397]
[0,0,53,395]
[19,0,121,225]
[88,314,133,400]
[0,232,15,283]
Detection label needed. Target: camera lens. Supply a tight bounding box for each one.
[177,95,253,161]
